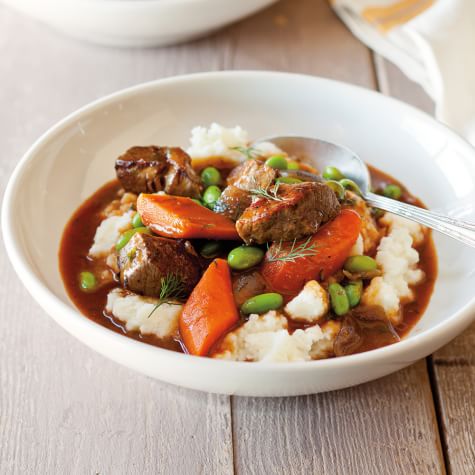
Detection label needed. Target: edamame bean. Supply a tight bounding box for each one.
[265,155,288,170]
[323,166,344,181]
[383,184,402,200]
[201,167,221,186]
[325,180,345,200]
[115,227,151,251]
[228,246,264,270]
[276,176,303,185]
[328,283,350,316]
[287,161,300,170]
[344,255,378,273]
[79,271,97,291]
[203,185,222,205]
[344,280,363,308]
[241,293,284,315]
[200,241,222,258]
[131,212,143,228]
[339,178,363,196]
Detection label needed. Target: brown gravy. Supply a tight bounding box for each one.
[59,165,437,355]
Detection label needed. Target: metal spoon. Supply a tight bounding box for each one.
[255,136,475,248]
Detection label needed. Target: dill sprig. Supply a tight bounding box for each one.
[266,236,318,263]
[249,182,283,202]
[231,145,261,160]
[147,274,186,319]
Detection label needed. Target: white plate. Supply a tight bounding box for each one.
[3,71,475,396]
[2,0,278,47]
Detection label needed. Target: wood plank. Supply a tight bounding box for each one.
[373,54,434,114]
[432,325,475,475]
[233,361,443,475]
[0,5,234,475]
[229,2,444,474]
[375,52,475,475]
[225,0,375,86]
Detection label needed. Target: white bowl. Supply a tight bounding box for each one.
[3,71,475,396]
[2,0,278,47]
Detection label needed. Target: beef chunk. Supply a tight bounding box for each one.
[214,185,252,221]
[232,271,268,307]
[334,306,400,356]
[115,146,202,198]
[226,159,276,190]
[118,232,202,298]
[215,160,276,222]
[236,182,341,244]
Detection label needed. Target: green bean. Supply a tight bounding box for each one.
[339,178,363,196]
[323,166,344,181]
[228,246,264,270]
[115,227,151,251]
[383,184,402,200]
[344,280,363,308]
[328,283,350,316]
[276,176,303,185]
[265,155,288,170]
[200,241,222,258]
[131,212,143,228]
[79,271,97,291]
[344,255,378,273]
[202,185,222,206]
[241,293,284,315]
[325,180,345,200]
[287,161,300,170]
[201,167,221,186]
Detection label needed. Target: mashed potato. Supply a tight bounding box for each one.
[187,123,249,163]
[89,210,133,258]
[285,280,329,323]
[187,122,285,164]
[106,289,182,339]
[362,214,425,324]
[213,311,340,362]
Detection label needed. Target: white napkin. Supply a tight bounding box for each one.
[331,0,475,145]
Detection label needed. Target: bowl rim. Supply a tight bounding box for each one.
[2,69,475,372]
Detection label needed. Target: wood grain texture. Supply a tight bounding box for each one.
[223,0,375,86]
[373,54,434,114]
[0,0,455,473]
[432,324,475,475]
[233,361,443,475]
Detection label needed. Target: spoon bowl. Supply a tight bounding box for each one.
[257,135,475,248]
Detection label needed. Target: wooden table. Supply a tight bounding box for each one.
[1,1,474,473]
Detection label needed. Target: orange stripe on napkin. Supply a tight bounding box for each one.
[363,0,435,32]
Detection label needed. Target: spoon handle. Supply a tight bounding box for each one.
[366,192,475,248]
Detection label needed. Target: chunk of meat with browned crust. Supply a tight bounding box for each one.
[226,159,276,190]
[216,160,276,222]
[213,185,252,221]
[236,182,341,244]
[115,146,202,198]
[333,306,400,356]
[232,271,268,306]
[118,232,202,298]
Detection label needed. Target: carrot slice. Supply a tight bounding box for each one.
[180,258,239,356]
[261,209,362,294]
[137,193,239,240]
